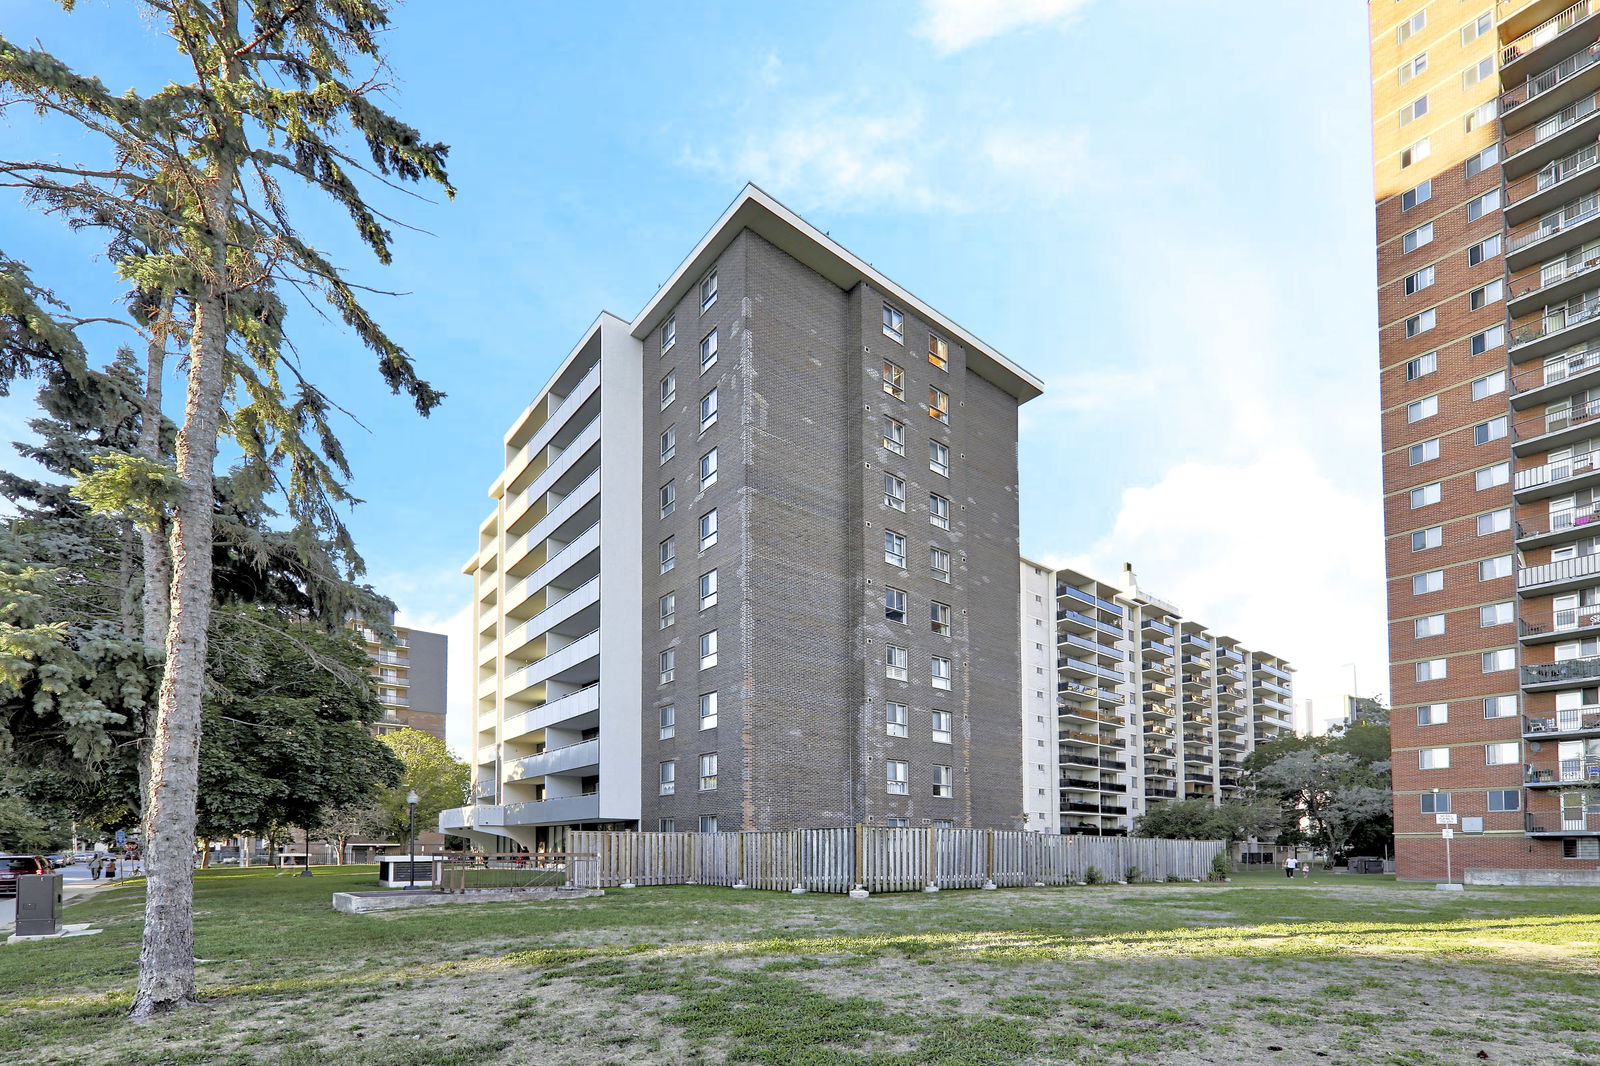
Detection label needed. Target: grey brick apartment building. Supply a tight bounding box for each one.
[442,186,1044,848]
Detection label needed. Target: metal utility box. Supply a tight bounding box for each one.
[15,873,63,936]
[377,855,442,889]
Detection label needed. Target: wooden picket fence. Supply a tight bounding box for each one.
[566,828,1222,894]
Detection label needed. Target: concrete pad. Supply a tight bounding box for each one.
[331,887,602,914]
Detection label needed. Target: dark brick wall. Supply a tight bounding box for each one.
[638,229,1024,831]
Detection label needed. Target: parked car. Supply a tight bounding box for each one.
[0,854,51,895]
[46,853,74,868]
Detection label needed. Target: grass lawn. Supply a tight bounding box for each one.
[4,864,1600,1065]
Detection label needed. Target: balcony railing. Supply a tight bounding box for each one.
[1509,90,1600,158]
[1505,2,1600,67]
[1519,552,1600,591]
[1526,756,1600,783]
[1520,603,1600,635]
[1515,448,1600,491]
[1513,342,1600,393]
[1503,36,1600,112]
[1513,393,1600,442]
[1523,653,1600,685]
[1057,608,1124,640]
[1513,291,1600,351]
[1525,708,1600,734]
[1144,786,1177,799]
[1057,583,1124,617]
[1510,143,1600,209]
[1526,810,1600,832]
[1142,617,1176,636]
[1509,194,1600,257]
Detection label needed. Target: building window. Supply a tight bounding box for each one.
[885,530,907,567]
[1485,741,1519,765]
[699,815,719,833]
[883,304,905,342]
[1407,396,1438,422]
[1476,462,1509,490]
[1415,614,1445,637]
[1477,508,1510,535]
[932,655,953,690]
[1416,703,1448,726]
[1472,372,1506,400]
[932,764,954,798]
[886,645,909,681]
[928,333,948,371]
[699,752,718,791]
[887,816,910,827]
[1461,55,1492,88]
[886,759,908,795]
[660,648,676,685]
[887,701,909,737]
[660,760,676,796]
[1463,100,1497,134]
[928,387,949,423]
[884,417,906,455]
[1464,144,1498,179]
[930,547,951,582]
[885,473,907,511]
[660,536,677,574]
[1398,94,1428,127]
[1415,658,1447,681]
[699,690,718,729]
[1400,53,1427,84]
[660,704,676,740]
[1411,482,1441,508]
[1475,325,1507,356]
[1420,790,1450,814]
[1405,310,1435,337]
[885,585,908,624]
[1396,10,1424,42]
[1406,351,1437,380]
[883,360,905,400]
[1469,280,1503,310]
[1484,695,1518,719]
[1466,189,1500,222]
[660,370,676,408]
[1419,746,1450,769]
[661,425,677,463]
[699,569,718,610]
[1461,11,1490,45]
[931,600,951,636]
[700,269,718,312]
[1480,602,1513,627]
[1467,236,1500,267]
[699,447,718,488]
[1401,178,1431,211]
[700,387,718,431]
[1482,649,1515,673]
[1404,266,1435,295]
[1487,789,1520,812]
[1409,439,1439,465]
[661,316,677,354]
[1401,222,1434,254]
[1479,555,1513,581]
[660,480,676,519]
[699,508,718,551]
[699,329,718,373]
[1411,526,1442,551]
[929,493,950,529]
[931,709,952,744]
[930,439,950,477]
[699,630,718,670]
[1401,138,1429,168]
[660,592,676,629]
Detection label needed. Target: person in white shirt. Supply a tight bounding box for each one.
[1283,855,1298,879]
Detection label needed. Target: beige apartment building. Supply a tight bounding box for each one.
[1020,559,1295,834]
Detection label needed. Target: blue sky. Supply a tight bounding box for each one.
[1,1,1384,752]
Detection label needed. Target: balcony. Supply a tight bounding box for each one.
[506,362,601,489]
[1518,552,1600,594]
[1057,607,1124,640]
[1061,776,1103,793]
[1513,393,1600,454]
[1512,297,1600,369]
[1526,756,1600,785]
[1141,617,1176,637]
[1143,702,1175,718]
[1526,810,1600,834]
[507,737,600,782]
[1058,680,1123,705]
[1503,3,1600,82]
[1144,787,1177,799]
[438,804,505,832]
[504,681,600,742]
[506,628,601,697]
[1502,34,1600,133]
[1523,653,1600,687]
[1525,708,1600,736]
[1141,638,1175,658]
[1056,583,1124,618]
[1144,744,1176,759]
[499,794,603,826]
[1512,145,1600,232]
[1514,448,1600,499]
[475,742,497,766]
[1182,633,1212,650]
[1519,603,1600,641]
[1058,699,1121,725]
[1511,341,1600,405]
[1063,631,1120,659]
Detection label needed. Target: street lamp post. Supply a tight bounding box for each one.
[299,825,313,876]
[406,789,419,890]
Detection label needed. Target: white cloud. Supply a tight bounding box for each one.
[918,0,1094,55]
[980,129,1090,202]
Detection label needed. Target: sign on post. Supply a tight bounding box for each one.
[1441,827,1454,839]
[114,829,126,846]
[1434,813,1458,826]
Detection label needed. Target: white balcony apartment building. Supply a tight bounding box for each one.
[446,314,644,848]
[1020,559,1296,835]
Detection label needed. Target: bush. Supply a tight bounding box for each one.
[1125,865,1142,884]
[1084,865,1104,885]
[1208,851,1233,882]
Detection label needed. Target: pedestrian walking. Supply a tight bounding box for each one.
[89,853,104,879]
[1283,855,1298,879]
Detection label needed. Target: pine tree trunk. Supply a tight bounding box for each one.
[129,286,227,1020]
[138,295,171,650]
